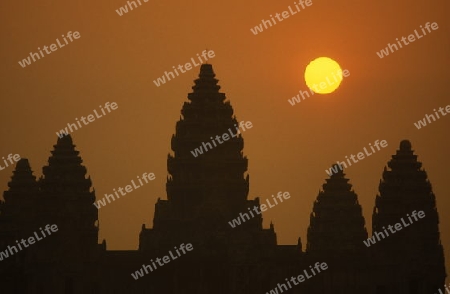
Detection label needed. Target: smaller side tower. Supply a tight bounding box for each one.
[38,135,99,262]
[306,165,369,293]
[1,158,39,234]
[372,140,446,293]
[307,165,368,255]
[0,159,40,293]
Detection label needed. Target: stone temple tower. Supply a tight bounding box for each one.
[38,135,99,261]
[372,140,446,293]
[1,159,39,236]
[307,166,368,255]
[138,64,278,293]
[140,64,276,249]
[306,166,369,292]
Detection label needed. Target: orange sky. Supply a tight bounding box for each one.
[1,0,449,275]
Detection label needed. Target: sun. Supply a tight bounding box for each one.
[304,57,343,94]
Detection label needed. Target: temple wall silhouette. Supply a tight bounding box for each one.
[0,64,446,294]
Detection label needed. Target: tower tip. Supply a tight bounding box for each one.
[399,140,412,151]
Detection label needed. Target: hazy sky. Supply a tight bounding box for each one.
[1,0,449,273]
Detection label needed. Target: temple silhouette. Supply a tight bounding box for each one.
[0,64,446,293]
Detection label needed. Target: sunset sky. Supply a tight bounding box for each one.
[1,0,449,273]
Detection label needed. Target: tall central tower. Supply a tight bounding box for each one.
[140,64,276,253]
[137,64,278,294]
[166,63,250,226]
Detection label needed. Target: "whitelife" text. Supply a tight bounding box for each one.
[0,224,58,261]
[325,139,388,176]
[93,172,155,209]
[56,102,118,138]
[250,0,313,35]
[18,31,81,68]
[228,191,290,228]
[376,22,439,59]
[131,243,193,280]
[153,50,215,87]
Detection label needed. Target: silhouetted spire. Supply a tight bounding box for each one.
[41,134,92,193]
[167,64,249,212]
[372,140,446,291]
[38,135,99,260]
[141,64,276,253]
[4,158,38,199]
[189,63,223,97]
[373,140,445,254]
[307,165,368,254]
[1,158,38,224]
